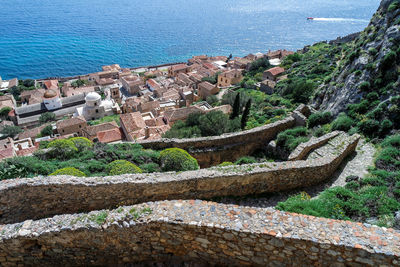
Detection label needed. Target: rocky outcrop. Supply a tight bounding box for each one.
[0,200,399,266]
[314,0,400,115]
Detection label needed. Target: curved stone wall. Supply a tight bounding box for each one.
[0,134,359,224]
[0,200,399,266]
[139,116,296,167]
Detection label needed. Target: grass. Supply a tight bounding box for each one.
[88,114,121,126]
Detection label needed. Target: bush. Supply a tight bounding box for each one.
[206,95,219,106]
[159,148,199,172]
[381,51,396,71]
[139,163,160,173]
[40,125,53,137]
[0,125,22,138]
[358,119,380,136]
[234,156,257,165]
[50,167,86,177]
[388,1,399,12]
[276,127,309,152]
[0,107,11,119]
[331,113,354,131]
[39,112,56,124]
[219,161,234,166]
[70,137,93,152]
[359,81,370,91]
[107,160,142,175]
[46,139,78,159]
[308,112,332,128]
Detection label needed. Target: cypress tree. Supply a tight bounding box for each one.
[241,99,252,129]
[230,93,241,119]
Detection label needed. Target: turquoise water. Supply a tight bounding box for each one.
[0,0,380,79]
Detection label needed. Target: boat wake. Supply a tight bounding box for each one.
[311,17,369,22]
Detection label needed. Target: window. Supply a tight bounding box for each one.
[79,125,81,128]
[96,109,99,113]
[94,102,97,106]
[62,129,65,133]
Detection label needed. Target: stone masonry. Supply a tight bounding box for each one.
[0,133,359,224]
[0,200,399,266]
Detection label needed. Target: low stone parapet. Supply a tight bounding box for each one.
[0,134,360,224]
[0,199,398,266]
[288,131,341,161]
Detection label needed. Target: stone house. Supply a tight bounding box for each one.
[96,128,124,144]
[259,79,276,95]
[0,95,16,109]
[110,87,121,104]
[56,116,87,136]
[120,112,147,141]
[168,64,190,77]
[217,70,243,87]
[198,81,219,100]
[263,67,285,81]
[121,75,144,95]
[82,121,119,141]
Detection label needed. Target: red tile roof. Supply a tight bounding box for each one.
[43,80,59,90]
[266,67,285,77]
[0,146,15,160]
[97,128,123,143]
[120,112,146,133]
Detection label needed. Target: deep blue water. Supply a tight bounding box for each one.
[0,0,380,79]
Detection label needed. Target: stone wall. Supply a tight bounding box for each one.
[0,134,359,224]
[0,200,399,266]
[288,131,340,161]
[139,116,296,167]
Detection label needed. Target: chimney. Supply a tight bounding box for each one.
[145,126,150,139]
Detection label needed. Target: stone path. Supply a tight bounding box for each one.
[214,137,376,208]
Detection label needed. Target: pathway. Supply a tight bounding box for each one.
[214,137,376,208]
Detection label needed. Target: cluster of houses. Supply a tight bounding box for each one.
[0,49,293,160]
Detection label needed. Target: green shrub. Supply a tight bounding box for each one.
[47,139,78,159]
[139,163,160,173]
[40,125,53,137]
[368,47,377,56]
[359,81,370,91]
[308,112,332,128]
[235,156,257,165]
[358,119,380,136]
[39,112,56,123]
[381,51,396,71]
[388,0,399,12]
[276,127,309,152]
[159,148,199,172]
[107,160,142,175]
[219,161,234,166]
[70,137,93,152]
[331,113,354,131]
[50,167,86,177]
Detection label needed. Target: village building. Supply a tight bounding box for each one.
[259,79,276,95]
[263,67,285,81]
[146,79,162,92]
[121,75,144,95]
[110,87,121,104]
[267,49,294,60]
[15,94,86,128]
[0,77,18,91]
[74,92,116,121]
[82,121,119,140]
[43,80,58,90]
[198,81,219,100]
[217,69,243,87]
[62,84,95,97]
[56,116,87,136]
[0,95,16,109]
[96,128,124,144]
[120,112,147,141]
[18,124,52,140]
[20,89,46,105]
[168,64,190,77]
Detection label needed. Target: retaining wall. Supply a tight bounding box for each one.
[0,134,359,224]
[0,200,399,266]
[139,116,296,167]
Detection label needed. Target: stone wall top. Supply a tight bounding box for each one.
[0,200,399,266]
[288,131,341,161]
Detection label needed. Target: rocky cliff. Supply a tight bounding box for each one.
[313,0,400,115]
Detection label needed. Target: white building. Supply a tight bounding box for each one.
[43,89,63,110]
[74,92,115,121]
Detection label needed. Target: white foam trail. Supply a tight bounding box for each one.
[312,18,369,22]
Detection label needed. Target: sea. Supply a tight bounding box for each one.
[0,0,380,80]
